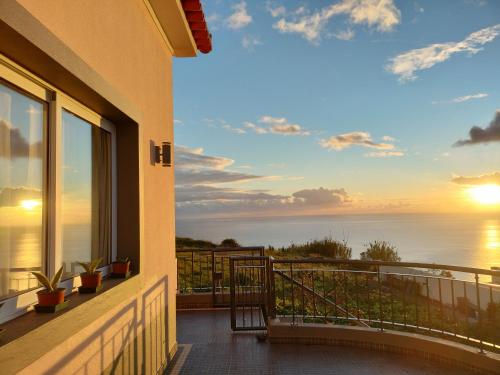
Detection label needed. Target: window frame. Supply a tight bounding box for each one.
[0,54,117,323]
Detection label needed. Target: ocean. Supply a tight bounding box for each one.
[176,212,500,272]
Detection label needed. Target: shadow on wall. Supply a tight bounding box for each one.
[36,277,169,375]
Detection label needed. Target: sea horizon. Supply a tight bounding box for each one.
[176,211,500,272]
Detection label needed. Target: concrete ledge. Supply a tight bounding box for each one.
[268,320,500,375]
[177,293,214,309]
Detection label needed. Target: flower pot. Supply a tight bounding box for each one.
[80,271,102,288]
[36,288,65,306]
[112,261,130,275]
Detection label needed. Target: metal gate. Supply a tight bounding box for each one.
[212,247,264,307]
[229,256,270,331]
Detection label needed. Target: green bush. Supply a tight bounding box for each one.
[275,237,352,259]
[220,238,240,247]
[176,237,217,249]
[360,241,400,262]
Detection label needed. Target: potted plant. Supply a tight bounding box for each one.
[111,257,130,278]
[77,258,103,293]
[31,266,67,312]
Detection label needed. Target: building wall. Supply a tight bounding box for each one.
[5,0,177,373]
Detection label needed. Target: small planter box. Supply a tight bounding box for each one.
[78,285,103,294]
[34,300,69,313]
[110,271,131,279]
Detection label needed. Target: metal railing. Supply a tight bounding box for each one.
[176,247,264,305]
[229,256,270,331]
[269,258,500,353]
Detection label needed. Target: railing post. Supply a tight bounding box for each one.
[377,265,383,331]
[290,263,295,325]
[475,273,484,354]
[267,257,276,320]
[211,250,216,305]
[229,257,236,330]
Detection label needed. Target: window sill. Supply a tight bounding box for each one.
[0,274,141,373]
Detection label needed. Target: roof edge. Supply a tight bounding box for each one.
[146,0,198,58]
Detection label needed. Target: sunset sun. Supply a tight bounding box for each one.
[467,185,500,205]
[19,199,42,211]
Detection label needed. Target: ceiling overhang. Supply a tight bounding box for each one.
[147,0,198,57]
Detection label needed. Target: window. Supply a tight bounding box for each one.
[61,110,112,276]
[0,56,115,304]
[0,81,47,299]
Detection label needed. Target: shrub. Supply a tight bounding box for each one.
[220,238,240,248]
[360,241,400,262]
[176,237,217,249]
[278,237,352,259]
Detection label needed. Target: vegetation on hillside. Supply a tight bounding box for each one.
[176,237,217,249]
[268,237,352,259]
[220,238,240,247]
[360,240,401,262]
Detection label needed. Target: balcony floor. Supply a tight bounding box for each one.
[170,309,469,375]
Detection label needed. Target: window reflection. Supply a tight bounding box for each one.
[0,81,46,299]
[61,110,111,276]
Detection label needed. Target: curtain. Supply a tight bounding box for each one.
[91,127,112,265]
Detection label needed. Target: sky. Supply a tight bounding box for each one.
[173,0,500,219]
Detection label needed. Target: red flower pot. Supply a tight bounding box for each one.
[37,288,65,306]
[80,271,102,288]
[112,261,130,275]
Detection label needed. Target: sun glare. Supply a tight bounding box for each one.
[468,184,500,205]
[19,199,42,210]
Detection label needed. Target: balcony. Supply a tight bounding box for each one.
[174,247,500,374]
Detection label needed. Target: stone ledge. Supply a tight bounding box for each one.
[268,320,500,375]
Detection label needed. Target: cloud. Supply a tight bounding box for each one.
[244,122,268,134]
[386,24,500,82]
[245,116,310,136]
[203,118,246,134]
[175,145,271,186]
[203,12,222,31]
[0,120,43,158]
[382,135,395,141]
[273,0,400,45]
[432,92,488,104]
[333,28,355,41]
[365,150,404,157]
[226,1,252,30]
[176,185,287,203]
[451,172,500,186]
[319,131,395,151]
[0,187,42,207]
[266,2,286,18]
[176,169,266,186]
[177,185,352,217]
[175,145,234,170]
[242,34,262,50]
[292,187,350,205]
[270,124,310,136]
[453,110,500,146]
[175,146,350,218]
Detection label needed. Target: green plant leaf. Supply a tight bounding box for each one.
[31,271,53,291]
[50,266,64,290]
[77,262,92,274]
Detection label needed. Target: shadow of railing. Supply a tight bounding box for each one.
[39,276,170,375]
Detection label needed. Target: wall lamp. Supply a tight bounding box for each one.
[153,141,171,167]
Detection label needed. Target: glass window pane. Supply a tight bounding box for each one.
[0,81,46,299]
[61,110,111,277]
[61,110,92,276]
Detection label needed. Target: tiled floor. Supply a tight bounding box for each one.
[170,309,470,375]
